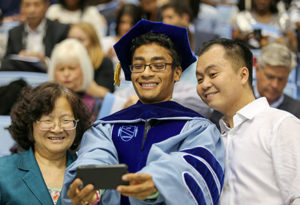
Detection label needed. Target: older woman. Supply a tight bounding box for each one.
[68,22,115,94]
[0,82,91,205]
[48,38,102,121]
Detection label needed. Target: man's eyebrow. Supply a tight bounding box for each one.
[132,56,167,62]
[196,65,216,75]
[132,56,145,61]
[151,56,166,61]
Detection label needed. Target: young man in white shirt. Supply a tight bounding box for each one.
[196,38,300,205]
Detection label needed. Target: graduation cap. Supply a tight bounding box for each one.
[113,19,196,86]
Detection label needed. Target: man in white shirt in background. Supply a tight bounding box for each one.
[196,38,300,204]
[2,0,69,71]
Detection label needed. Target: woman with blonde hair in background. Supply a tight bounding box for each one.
[68,22,115,97]
[49,38,103,121]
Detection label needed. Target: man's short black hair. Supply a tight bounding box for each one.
[198,38,253,89]
[161,0,193,23]
[130,32,182,68]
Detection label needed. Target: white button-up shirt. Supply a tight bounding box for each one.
[219,97,300,205]
[24,19,46,54]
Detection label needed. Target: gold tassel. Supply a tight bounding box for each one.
[114,62,121,87]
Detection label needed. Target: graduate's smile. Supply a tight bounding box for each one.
[139,82,159,89]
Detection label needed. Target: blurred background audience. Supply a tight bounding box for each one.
[46,0,107,38]
[48,38,103,122]
[102,3,142,66]
[68,22,114,94]
[255,42,300,117]
[1,0,69,72]
[230,0,298,51]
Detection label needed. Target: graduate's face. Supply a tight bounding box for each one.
[196,45,246,114]
[131,43,182,104]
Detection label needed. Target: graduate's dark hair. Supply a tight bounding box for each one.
[130,32,182,69]
[9,82,91,150]
[198,38,253,89]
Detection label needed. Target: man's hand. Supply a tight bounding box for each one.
[18,50,47,66]
[116,173,157,200]
[67,178,98,205]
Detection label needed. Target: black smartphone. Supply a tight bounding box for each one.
[253,28,262,39]
[76,164,129,190]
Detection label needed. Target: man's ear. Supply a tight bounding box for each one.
[174,66,182,82]
[239,66,249,85]
[181,13,190,26]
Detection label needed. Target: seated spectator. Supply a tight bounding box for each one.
[2,0,69,72]
[161,0,195,51]
[68,22,114,96]
[288,0,300,51]
[0,82,90,204]
[101,3,142,72]
[231,0,297,51]
[139,0,162,21]
[255,42,300,117]
[289,0,300,28]
[46,0,107,38]
[48,38,102,121]
[196,0,234,36]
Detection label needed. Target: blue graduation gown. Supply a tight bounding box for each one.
[62,101,225,205]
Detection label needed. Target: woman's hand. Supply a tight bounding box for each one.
[67,178,98,205]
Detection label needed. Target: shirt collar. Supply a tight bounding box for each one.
[234,97,269,126]
[219,97,269,133]
[253,85,284,108]
[25,19,46,33]
[219,117,231,135]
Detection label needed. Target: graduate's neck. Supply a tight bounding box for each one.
[139,97,172,104]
